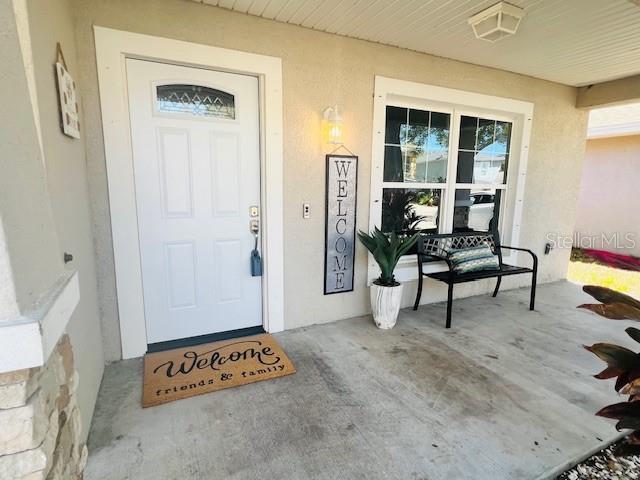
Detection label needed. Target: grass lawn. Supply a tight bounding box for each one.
[567,248,640,298]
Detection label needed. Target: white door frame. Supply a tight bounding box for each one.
[94,26,284,359]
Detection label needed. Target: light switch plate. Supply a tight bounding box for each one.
[303,203,311,219]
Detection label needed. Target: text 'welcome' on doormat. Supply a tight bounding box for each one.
[142,334,296,407]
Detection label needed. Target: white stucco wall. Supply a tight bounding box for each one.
[25,0,105,442]
[0,0,63,317]
[70,0,588,361]
[0,222,19,323]
[574,135,640,257]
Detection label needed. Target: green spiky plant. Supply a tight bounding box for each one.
[581,285,640,456]
[357,228,419,287]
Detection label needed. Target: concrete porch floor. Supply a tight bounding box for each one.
[85,281,632,480]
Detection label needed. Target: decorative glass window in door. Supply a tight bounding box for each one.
[156,84,235,119]
[382,106,450,234]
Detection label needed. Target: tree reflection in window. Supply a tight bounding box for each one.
[382,189,441,235]
[457,116,511,184]
[156,84,235,119]
[383,107,450,183]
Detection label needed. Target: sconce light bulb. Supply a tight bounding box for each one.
[323,105,344,145]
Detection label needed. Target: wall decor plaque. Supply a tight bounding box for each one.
[55,43,80,139]
[324,154,358,294]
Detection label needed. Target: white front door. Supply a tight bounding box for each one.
[126,59,262,345]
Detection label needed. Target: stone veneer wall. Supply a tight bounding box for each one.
[0,335,87,479]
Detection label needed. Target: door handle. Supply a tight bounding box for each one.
[249,220,262,277]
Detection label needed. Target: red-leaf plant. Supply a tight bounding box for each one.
[581,285,640,456]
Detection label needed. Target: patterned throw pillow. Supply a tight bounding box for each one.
[448,244,500,274]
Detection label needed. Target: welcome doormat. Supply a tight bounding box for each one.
[142,334,296,407]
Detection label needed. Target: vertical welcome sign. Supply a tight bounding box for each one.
[324,154,358,294]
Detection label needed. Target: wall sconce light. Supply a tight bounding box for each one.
[322,105,344,145]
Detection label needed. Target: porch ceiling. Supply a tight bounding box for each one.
[193,0,640,87]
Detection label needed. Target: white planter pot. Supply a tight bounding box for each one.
[370,283,404,329]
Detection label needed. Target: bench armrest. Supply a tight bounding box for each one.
[499,245,538,270]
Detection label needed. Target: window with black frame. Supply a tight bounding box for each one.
[381,106,450,235]
[380,106,513,237]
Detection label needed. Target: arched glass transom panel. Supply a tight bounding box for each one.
[156,84,235,119]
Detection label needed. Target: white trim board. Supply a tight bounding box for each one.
[94,27,284,359]
[587,122,640,139]
[369,76,534,285]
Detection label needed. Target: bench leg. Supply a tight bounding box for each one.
[446,283,453,328]
[492,277,502,297]
[413,273,423,311]
[530,270,537,310]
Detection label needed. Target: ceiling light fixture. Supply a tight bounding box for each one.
[468,2,525,42]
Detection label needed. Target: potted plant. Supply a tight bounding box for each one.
[358,228,419,329]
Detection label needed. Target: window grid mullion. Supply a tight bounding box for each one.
[426,111,432,182]
[443,112,462,233]
[404,108,410,171]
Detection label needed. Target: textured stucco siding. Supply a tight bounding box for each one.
[0,0,63,316]
[574,135,640,256]
[70,0,588,361]
[26,0,105,442]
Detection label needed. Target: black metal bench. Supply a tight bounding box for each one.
[413,231,538,328]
